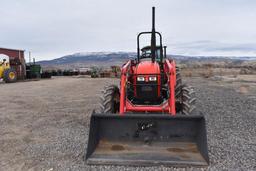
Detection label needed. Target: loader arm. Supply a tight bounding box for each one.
[165,59,176,114]
[119,60,131,115]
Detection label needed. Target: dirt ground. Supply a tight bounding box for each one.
[0,76,255,171]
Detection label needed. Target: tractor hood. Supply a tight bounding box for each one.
[135,61,160,75]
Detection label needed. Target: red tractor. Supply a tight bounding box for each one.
[86,7,209,167]
[99,9,195,115]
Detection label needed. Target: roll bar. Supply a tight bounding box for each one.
[136,7,163,63]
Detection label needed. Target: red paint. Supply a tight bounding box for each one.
[0,47,25,59]
[135,61,160,74]
[119,59,177,115]
[165,59,176,115]
[126,99,169,113]
[119,60,131,115]
[134,61,161,97]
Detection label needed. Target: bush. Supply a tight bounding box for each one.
[201,67,213,78]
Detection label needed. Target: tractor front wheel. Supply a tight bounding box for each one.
[99,85,120,113]
[4,68,17,83]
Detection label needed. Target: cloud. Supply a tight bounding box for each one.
[170,40,256,56]
[0,0,256,60]
[179,41,256,51]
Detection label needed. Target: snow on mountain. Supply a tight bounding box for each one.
[37,52,256,68]
[38,52,136,66]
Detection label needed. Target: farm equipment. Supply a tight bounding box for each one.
[26,58,53,79]
[85,7,209,167]
[26,64,42,79]
[90,66,102,78]
[0,55,17,83]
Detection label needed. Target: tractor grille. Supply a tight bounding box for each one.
[136,82,159,102]
[126,73,165,105]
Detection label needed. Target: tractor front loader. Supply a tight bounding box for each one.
[85,7,209,167]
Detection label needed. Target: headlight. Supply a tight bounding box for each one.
[149,76,157,81]
[137,76,145,81]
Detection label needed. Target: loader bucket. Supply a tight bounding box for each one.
[85,113,209,167]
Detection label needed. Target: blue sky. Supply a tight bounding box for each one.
[1,0,256,60]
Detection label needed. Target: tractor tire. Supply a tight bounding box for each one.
[175,66,183,113]
[175,66,182,99]
[3,68,17,83]
[180,85,196,115]
[99,85,120,113]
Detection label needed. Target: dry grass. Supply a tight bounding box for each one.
[179,60,256,79]
[181,67,241,78]
[237,85,249,94]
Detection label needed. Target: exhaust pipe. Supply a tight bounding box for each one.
[85,113,209,167]
[151,7,156,63]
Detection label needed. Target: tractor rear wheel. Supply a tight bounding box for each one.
[175,66,183,113]
[99,85,120,113]
[3,68,17,83]
[174,66,196,114]
[180,85,196,115]
[175,66,182,99]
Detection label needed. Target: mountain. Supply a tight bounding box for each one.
[38,52,136,68]
[37,52,256,69]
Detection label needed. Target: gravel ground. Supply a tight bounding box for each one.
[0,76,255,171]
